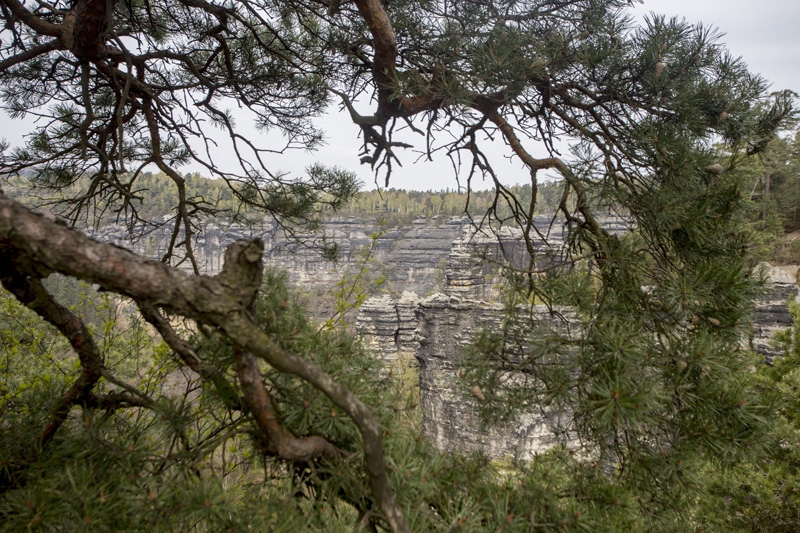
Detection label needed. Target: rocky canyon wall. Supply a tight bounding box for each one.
[88,214,468,291]
[87,214,800,459]
[357,244,799,461]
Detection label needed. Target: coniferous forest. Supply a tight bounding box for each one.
[1,0,800,531]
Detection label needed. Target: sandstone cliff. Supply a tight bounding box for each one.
[87,214,800,460]
[355,237,800,460]
[87,215,468,297]
[753,264,800,362]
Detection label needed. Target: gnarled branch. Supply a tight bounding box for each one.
[0,248,103,448]
[0,191,409,533]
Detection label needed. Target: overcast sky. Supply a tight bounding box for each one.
[633,0,800,93]
[312,0,800,191]
[4,1,798,192]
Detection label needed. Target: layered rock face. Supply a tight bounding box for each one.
[415,295,578,459]
[752,264,800,362]
[88,215,468,297]
[86,218,274,275]
[267,216,468,295]
[443,226,528,301]
[90,213,800,459]
[356,232,800,460]
[355,291,421,365]
[444,216,632,300]
[356,291,578,459]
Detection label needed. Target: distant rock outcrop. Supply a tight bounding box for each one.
[355,231,800,460]
[356,290,578,459]
[415,294,579,459]
[88,215,469,297]
[443,216,632,300]
[88,213,800,459]
[356,291,421,365]
[752,264,800,362]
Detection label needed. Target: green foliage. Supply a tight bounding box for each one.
[0,270,706,531]
[0,273,382,530]
[1,0,798,530]
[456,70,789,531]
[340,182,571,224]
[323,228,387,330]
[730,128,800,261]
[683,296,800,532]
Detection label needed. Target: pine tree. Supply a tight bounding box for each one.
[0,1,796,531]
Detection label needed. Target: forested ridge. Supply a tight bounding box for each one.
[1,0,799,531]
[3,171,571,224]
[7,129,800,264]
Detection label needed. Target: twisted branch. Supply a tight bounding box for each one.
[0,192,409,533]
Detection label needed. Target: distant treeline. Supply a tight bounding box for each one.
[343,181,570,220]
[4,171,579,226]
[2,172,238,225]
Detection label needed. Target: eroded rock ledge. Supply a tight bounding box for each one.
[752,264,800,362]
[87,214,799,458]
[357,260,799,460]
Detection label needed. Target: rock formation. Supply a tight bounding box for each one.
[88,215,469,297]
[355,291,421,365]
[87,213,800,459]
[415,294,579,459]
[355,229,800,460]
[443,216,632,300]
[752,264,800,362]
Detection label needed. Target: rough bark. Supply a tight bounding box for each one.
[2,0,111,61]
[0,192,409,533]
[233,347,339,461]
[0,249,103,448]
